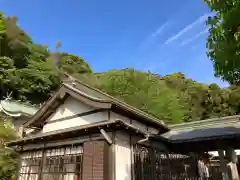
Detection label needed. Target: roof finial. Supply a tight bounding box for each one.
[5,91,12,100]
[63,72,76,87]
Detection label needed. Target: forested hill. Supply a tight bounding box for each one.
[0,12,240,124]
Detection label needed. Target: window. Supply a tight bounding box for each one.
[19,151,42,180]
[19,146,83,180]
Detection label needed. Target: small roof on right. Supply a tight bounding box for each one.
[162,115,240,143]
[147,115,240,153]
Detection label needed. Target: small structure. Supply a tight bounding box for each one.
[142,115,240,180]
[0,99,38,135]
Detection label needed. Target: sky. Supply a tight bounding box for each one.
[0,0,229,87]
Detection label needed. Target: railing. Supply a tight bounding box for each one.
[133,145,223,180]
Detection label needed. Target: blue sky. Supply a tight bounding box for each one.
[0,0,228,87]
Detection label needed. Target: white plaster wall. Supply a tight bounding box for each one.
[110,112,159,134]
[209,150,240,157]
[42,97,108,133]
[115,132,132,180]
[110,112,131,123]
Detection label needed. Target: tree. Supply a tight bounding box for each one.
[0,11,7,57]
[0,57,17,99]
[96,69,187,124]
[58,53,93,75]
[0,115,17,180]
[204,0,240,85]
[4,16,32,68]
[0,11,5,40]
[1,10,240,125]
[18,57,61,103]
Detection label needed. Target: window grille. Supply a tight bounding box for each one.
[19,151,42,180]
[19,145,83,180]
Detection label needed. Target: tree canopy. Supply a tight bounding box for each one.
[0,10,240,124]
[204,0,240,85]
[0,116,17,180]
[0,9,240,179]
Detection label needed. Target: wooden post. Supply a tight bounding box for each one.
[189,152,198,177]
[218,149,230,180]
[17,125,24,138]
[227,147,239,180]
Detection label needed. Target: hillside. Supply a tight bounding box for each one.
[94,70,240,124]
[1,12,240,124]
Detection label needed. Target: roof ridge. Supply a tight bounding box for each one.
[67,74,166,125]
[169,115,240,129]
[1,99,39,109]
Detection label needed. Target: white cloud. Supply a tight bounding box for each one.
[151,21,170,37]
[180,27,209,46]
[164,13,212,45]
[135,20,170,53]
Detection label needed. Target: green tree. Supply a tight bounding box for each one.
[1,10,240,125]
[204,0,240,85]
[0,11,5,40]
[18,57,61,103]
[0,116,17,180]
[0,57,17,99]
[4,16,32,68]
[96,69,186,124]
[58,53,93,75]
[0,11,7,57]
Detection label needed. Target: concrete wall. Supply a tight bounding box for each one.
[42,97,108,133]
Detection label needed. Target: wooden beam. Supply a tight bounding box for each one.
[218,149,230,180]
[227,147,239,180]
[100,128,113,145]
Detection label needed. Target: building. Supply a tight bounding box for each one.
[8,77,240,180]
[8,78,168,180]
[0,99,38,135]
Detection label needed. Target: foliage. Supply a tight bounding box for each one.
[0,12,92,103]
[95,69,186,124]
[0,10,239,123]
[204,0,240,85]
[1,10,240,178]
[0,10,239,124]
[0,115,17,180]
[0,11,5,40]
[58,52,93,75]
[96,70,240,123]
[17,57,61,103]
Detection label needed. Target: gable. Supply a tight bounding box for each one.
[24,81,168,133]
[42,96,109,133]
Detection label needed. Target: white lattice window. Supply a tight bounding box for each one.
[19,145,83,180]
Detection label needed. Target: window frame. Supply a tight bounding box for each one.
[18,145,83,180]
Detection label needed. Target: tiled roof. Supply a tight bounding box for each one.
[0,99,38,117]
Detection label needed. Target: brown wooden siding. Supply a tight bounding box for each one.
[82,140,110,180]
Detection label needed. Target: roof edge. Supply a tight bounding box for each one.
[24,79,168,131]
[169,115,240,130]
[8,119,149,146]
[66,76,168,130]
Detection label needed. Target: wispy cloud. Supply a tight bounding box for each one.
[151,21,170,37]
[180,27,209,46]
[164,13,212,45]
[135,20,170,53]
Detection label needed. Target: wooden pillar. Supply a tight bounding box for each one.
[189,152,199,177]
[17,125,24,138]
[227,147,239,180]
[219,149,230,180]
